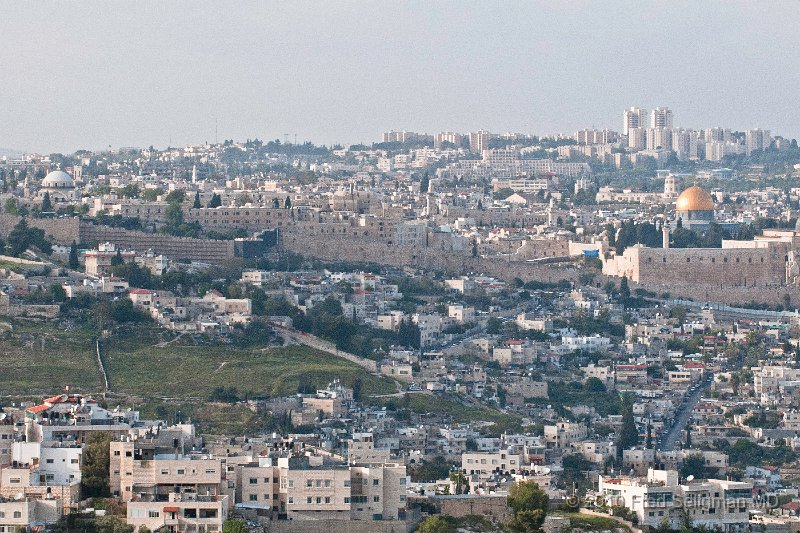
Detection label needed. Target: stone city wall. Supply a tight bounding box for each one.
[636,247,786,288]
[265,519,417,533]
[433,495,512,523]
[634,281,800,308]
[78,223,235,263]
[0,214,81,243]
[279,229,582,284]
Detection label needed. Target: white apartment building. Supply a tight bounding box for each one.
[448,304,475,324]
[462,449,523,477]
[650,107,673,130]
[126,493,229,533]
[598,469,752,532]
[544,421,588,450]
[745,128,771,155]
[623,107,647,136]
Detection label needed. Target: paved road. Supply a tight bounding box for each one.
[658,373,713,452]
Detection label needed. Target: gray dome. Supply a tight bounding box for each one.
[41,170,74,188]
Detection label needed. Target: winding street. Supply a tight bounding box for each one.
[658,373,713,452]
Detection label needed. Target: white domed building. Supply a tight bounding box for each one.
[39,170,77,202]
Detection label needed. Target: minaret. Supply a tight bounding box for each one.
[662,225,670,249]
[191,165,197,184]
[664,174,678,197]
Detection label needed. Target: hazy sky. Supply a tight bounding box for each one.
[1,1,798,153]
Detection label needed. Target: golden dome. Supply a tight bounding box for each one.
[675,185,714,211]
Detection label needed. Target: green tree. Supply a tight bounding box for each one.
[680,453,707,479]
[49,283,67,303]
[397,319,421,349]
[507,480,549,533]
[487,317,503,334]
[95,516,134,533]
[585,377,607,393]
[192,190,202,209]
[81,432,112,498]
[419,172,430,194]
[416,516,455,533]
[620,276,631,302]
[352,377,363,402]
[69,241,80,270]
[163,189,186,204]
[284,195,292,209]
[616,397,639,453]
[449,471,469,494]
[6,217,52,256]
[119,184,140,198]
[3,197,18,214]
[41,191,52,212]
[69,241,80,269]
[110,250,124,266]
[208,193,222,208]
[221,519,247,533]
[272,197,280,208]
[165,201,184,228]
[495,187,514,200]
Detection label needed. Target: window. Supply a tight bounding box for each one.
[249,494,258,502]
[287,479,293,489]
[177,469,185,475]
[344,480,351,487]
[324,479,331,487]
[113,450,121,456]
[373,479,379,486]
[288,497,293,504]
[344,497,350,504]
[306,497,312,504]
[316,480,322,487]
[373,496,380,502]
[125,451,132,457]
[249,478,258,485]
[161,469,169,475]
[316,497,322,504]
[325,497,331,504]
[148,511,160,518]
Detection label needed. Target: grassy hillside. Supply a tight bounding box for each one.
[0,322,394,401]
[0,321,103,397]
[101,328,395,399]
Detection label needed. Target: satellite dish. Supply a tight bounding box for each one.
[686,475,695,482]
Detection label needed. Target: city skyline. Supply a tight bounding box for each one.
[1,1,798,153]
